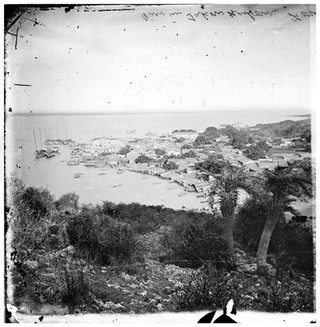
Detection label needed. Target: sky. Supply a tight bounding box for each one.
[4,4,316,115]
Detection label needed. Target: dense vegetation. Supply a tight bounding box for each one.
[7,158,314,315]
[193,119,311,154]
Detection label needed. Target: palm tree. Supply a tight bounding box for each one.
[256,166,311,274]
[208,165,254,258]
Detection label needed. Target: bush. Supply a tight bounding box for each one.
[173,264,239,311]
[67,213,140,266]
[178,221,231,270]
[55,192,79,213]
[162,214,231,270]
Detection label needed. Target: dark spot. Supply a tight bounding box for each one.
[241,50,243,53]
[201,4,205,9]
[206,54,208,56]
[39,316,44,322]
[77,25,79,29]
[165,57,167,59]
[8,107,12,112]
[163,25,166,28]
[30,110,32,113]
[35,57,38,59]
[176,34,179,36]
[123,29,126,31]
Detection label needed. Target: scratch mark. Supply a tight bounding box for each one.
[14,83,32,87]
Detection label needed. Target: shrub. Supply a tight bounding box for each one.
[67,213,140,266]
[173,264,238,311]
[178,222,231,270]
[19,186,55,221]
[162,214,231,270]
[55,192,79,213]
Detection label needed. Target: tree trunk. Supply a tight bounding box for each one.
[256,215,278,274]
[224,214,235,259]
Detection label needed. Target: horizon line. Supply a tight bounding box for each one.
[6,110,312,117]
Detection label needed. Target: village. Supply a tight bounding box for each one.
[43,125,312,203]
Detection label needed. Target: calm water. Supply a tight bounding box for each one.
[5,110,304,209]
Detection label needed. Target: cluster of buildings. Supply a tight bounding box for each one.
[65,128,310,193]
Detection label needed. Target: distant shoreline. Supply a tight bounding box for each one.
[7,110,312,118]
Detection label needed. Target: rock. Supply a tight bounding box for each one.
[129,284,138,289]
[156,303,164,311]
[65,245,75,254]
[114,303,125,310]
[104,302,125,311]
[23,260,39,270]
[120,272,132,281]
[238,263,257,273]
[139,290,147,297]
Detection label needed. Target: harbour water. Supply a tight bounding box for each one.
[5,110,304,209]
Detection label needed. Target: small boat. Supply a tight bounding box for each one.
[98,173,106,175]
[117,169,124,174]
[197,194,207,198]
[35,150,47,159]
[178,192,186,197]
[45,152,56,158]
[185,186,195,192]
[201,200,209,203]
[84,162,96,167]
[67,160,80,166]
[74,175,80,179]
[152,182,161,185]
[113,184,123,188]
[169,180,175,183]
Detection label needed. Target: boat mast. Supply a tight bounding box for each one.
[44,129,51,149]
[39,129,43,149]
[33,130,38,151]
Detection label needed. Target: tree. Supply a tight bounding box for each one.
[118,145,131,155]
[195,154,229,176]
[135,154,152,164]
[163,160,179,170]
[256,167,312,274]
[208,166,254,259]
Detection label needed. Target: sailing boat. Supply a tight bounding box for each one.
[34,129,60,159]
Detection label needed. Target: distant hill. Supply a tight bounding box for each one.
[250,119,311,139]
